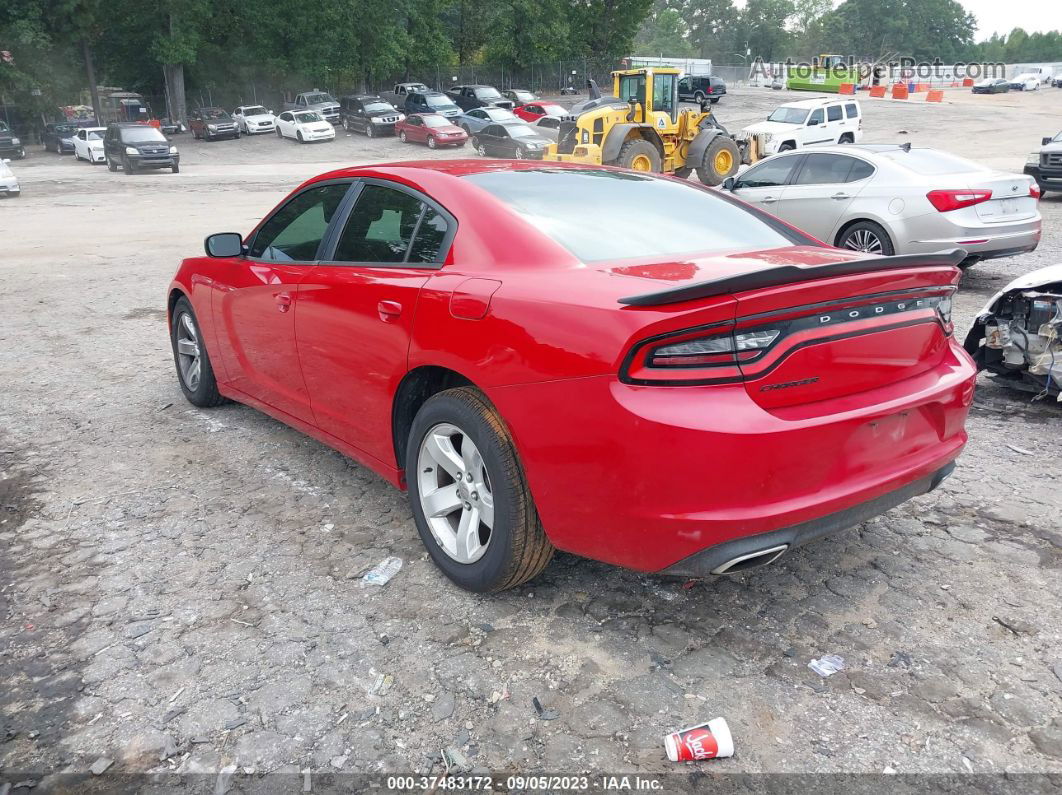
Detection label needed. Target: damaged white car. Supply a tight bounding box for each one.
[964,264,1062,401]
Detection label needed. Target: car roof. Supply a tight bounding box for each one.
[779,97,853,108]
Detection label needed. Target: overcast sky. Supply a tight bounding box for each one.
[958,0,1059,38]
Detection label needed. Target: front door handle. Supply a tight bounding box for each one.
[275,291,292,312]
[378,300,403,322]
[761,195,776,203]
[831,193,851,200]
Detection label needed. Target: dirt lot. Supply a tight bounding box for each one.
[2,85,1061,790]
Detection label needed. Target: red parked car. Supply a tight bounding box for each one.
[513,102,570,122]
[395,113,468,149]
[168,162,976,593]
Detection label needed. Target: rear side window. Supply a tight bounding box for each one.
[464,169,798,262]
[737,156,800,188]
[827,105,842,122]
[845,103,859,118]
[332,184,451,265]
[249,183,351,262]
[795,154,854,184]
[846,159,875,182]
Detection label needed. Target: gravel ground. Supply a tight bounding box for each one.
[1,86,1061,791]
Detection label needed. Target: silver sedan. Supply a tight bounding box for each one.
[722,144,1042,267]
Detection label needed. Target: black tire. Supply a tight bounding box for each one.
[366,123,375,138]
[837,220,895,256]
[399,130,407,143]
[778,142,796,152]
[615,138,662,172]
[107,155,117,172]
[171,164,180,173]
[123,156,136,175]
[406,387,554,593]
[427,135,437,149]
[674,167,693,178]
[710,97,721,104]
[297,131,304,143]
[838,133,854,144]
[276,127,282,138]
[696,136,740,186]
[693,91,706,103]
[170,297,226,408]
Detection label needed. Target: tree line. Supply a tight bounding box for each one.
[635,0,1062,65]
[0,0,652,124]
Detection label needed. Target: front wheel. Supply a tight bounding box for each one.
[366,123,375,138]
[107,155,117,172]
[837,220,895,256]
[472,137,485,156]
[170,297,226,408]
[399,130,407,143]
[406,388,554,592]
[696,136,740,186]
[427,135,437,149]
[297,131,304,143]
[171,164,180,173]
[123,156,136,175]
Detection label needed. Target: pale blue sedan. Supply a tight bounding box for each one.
[457,106,519,135]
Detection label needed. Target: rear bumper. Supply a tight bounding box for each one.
[898,215,1041,260]
[487,342,976,573]
[662,463,954,576]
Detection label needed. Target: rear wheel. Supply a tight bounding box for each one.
[170,297,225,408]
[616,138,661,172]
[694,91,706,103]
[406,388,554,592]
[837,220,894,256]
[696,136,740,186]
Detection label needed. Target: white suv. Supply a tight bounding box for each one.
[742,98,862,156]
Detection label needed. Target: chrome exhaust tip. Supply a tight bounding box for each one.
[710,544,789,575]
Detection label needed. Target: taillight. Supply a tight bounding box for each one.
[649,329,780,367]
[926,189,992,212]
[1030,183,1042,200]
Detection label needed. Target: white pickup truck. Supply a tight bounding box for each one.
[283,91,340,124]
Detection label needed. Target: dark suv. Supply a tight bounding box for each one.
[43,122,80,154]
[104,123,179,174]
[678,75,727,104]
[0,120,25,159]
[339,95,403,137]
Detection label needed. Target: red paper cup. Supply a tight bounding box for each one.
[664,717,734,761]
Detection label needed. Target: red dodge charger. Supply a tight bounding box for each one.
[168,161,976,592]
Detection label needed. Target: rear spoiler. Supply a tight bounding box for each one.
[617,249,967,307]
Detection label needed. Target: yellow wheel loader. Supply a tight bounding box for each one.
[543,67,744,186]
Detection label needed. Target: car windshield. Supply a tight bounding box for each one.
[475,87,503,99]
[425,95,456,109]
[881,148,981,174]
[305,93,335,105]
[423,115,450,128]
[202,109,229,120]
[242,106,269,116]
[296,112,322,123]
[55,124,77,134]
[464,169,795,262]
[365,102,394,112]
[485,108,515,120]
[0,162,12,177]
[767,107,810,124]
[120,127,167,143]
[1053,132,1062,142]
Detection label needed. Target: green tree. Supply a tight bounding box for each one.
[687,0,739,60]
[737,0,794,62]
[634,2,694,58]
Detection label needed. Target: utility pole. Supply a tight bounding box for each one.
[82,39,103,125]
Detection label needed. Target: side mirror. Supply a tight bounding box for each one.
[1044,137,1053,146]
[205,232,244,258]
[722,177,736,191]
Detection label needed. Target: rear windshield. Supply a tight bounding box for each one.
[464,169,797,262]
[880,149,982,175]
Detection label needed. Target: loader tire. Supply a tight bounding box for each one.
[697,137,740,186]
[615,138,661,173]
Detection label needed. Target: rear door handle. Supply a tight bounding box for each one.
[377,300,403,321]
[274,291,292,312]
[831,193,851,200]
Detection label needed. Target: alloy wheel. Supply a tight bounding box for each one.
[175,313,201,391]
[843,229,883,254]
[416,423,495,564]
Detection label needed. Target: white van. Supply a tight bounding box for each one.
[742,97,862,156]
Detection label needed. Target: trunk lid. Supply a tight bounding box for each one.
[970,171,1038,222]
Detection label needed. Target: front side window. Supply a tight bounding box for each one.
[249,183,350,262]
[736,156,800,189]
[808,109,824,125]
[333,185,433,264]
[619,74,646,104]
[469,110,486,120]
[767,107,808,124]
